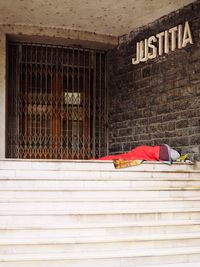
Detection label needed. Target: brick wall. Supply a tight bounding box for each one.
[107,0,200,160]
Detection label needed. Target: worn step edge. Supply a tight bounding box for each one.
[0,170,200,174]
[1,231,200,245]
[0,246,200,261]
[2,173,199,179]
[1,179,200,183]
[1,202,200,211]
[1,219,200,230]
[1,197,200,202]
[1,181,200,186]
[0,171,199,180]
[0,158,195,168]
[1,187,200,191]
[0,207,200,215]
[1,178,200,181]
[133,263,200,267]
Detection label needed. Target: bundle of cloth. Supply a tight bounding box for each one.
[99,145,181,169]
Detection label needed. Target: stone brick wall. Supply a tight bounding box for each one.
[107,0,200,160]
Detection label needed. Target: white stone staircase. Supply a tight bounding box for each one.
[0,159,200,267]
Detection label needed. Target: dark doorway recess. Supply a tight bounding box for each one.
[6,41,108,159]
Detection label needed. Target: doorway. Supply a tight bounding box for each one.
[6,41,108,159]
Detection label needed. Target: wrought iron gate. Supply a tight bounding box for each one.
[6,42,108,159]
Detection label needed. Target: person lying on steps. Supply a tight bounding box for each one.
[99,144,181,169]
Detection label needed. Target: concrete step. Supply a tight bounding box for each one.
[0,206,200,215]
[1,219,200,229]
[0,197,200,205]
[0,160,198,181]
[1,180,200,189]
[0,246,200,266]
[133,263,200,267]
[0,170,199,180]
[1,220,200,239]
[0,200,200,212]
[0,232,200,251]
[0,159,196,171]
[1,231,200,243]
[1,187,200,191]
[0,197,200,202]
[0,189,200,199]
[0,208,200,218]
[1,210,200,225]
[1,171,199,180]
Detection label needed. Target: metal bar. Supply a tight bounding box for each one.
[34,45,37,158]
[72,48,74,158]
[66,48,69,159]
[102,52,106,157]
[39,45,42,159]
[45,45,47,157]
[30,44,33,158]
[99,52,102,158]
[77,49,80,158]
[11,45,15,157]
[50,46,53,159]
[88,51,91,159]
[105,53,109,155]
[83,50,86,158]
[11,45,16,157]
[24,44,27,158]
[92,52,96,158]
[55,46,58,158]
[61,47,64,159]
[18,44,22,158]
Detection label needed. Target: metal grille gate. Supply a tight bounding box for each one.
[6,42,108,159]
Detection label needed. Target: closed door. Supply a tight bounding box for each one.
[6,42,108,159]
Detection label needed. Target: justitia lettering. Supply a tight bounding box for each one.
[132,21,193,65]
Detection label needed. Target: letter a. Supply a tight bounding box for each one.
[182,21,193,47]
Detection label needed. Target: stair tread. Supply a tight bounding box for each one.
[1,219,200,230]
[133,263,200,267]
[1,197,200,202]
[1,206,200,215]
[1,177,200,181]
[1,187,200,191]
[7,170,191,173]
[0,169,199,173]
[0,246,200,261]
[1,231,200,244]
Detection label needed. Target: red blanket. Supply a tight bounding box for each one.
[99,145,160,161]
